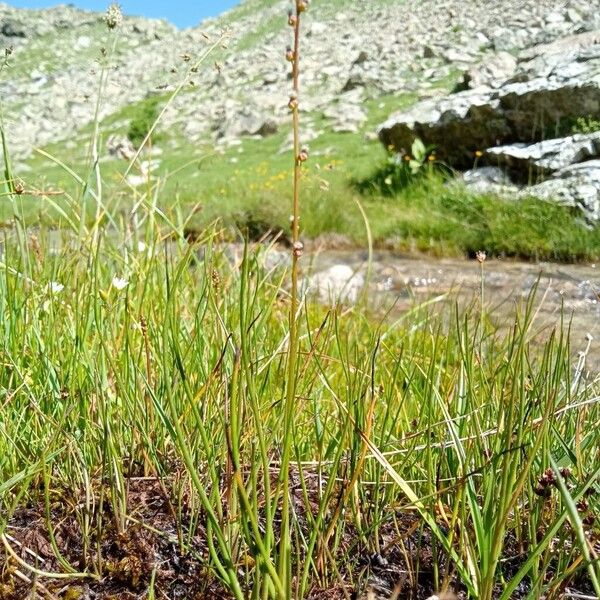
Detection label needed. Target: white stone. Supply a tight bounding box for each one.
[307,265,365,304]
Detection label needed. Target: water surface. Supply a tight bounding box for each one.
[307,250,600,371]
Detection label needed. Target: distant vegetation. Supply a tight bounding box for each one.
[126,95,162,147]
[10,94,600,262]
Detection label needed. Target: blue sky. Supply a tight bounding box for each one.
[8,1,241,28]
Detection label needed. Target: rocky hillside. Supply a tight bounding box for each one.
[2,0,600,226]
[1,0,598,156]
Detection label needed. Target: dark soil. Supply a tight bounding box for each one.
[0,478,595,599]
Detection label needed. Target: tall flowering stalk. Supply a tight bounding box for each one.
[278,0,309,594]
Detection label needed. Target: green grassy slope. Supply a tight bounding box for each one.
[10,83,600,262]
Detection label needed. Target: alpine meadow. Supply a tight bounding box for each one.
[1,1,600,599]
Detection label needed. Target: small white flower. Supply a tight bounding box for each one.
[136,241,154,258]
[47,281,64,294]
[112,277,129,291]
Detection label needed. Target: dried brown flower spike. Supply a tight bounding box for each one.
[280,0,309,578]
[297,0,310,13]
[288,93,298,111]
[297,147,309,163]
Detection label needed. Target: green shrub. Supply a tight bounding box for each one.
[127,95,162,147]
[354,137,442,195]
[547,114,600,138]
[571,115,600,135]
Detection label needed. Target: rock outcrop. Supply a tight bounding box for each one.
[379,28,600,220]
[524,160,600,221]
[486,133,600,177]
[3,0,600,223]
[379,34,600,168]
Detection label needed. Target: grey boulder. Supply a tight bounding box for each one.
[378,32,600,169]
[462,166,519,195]
[306,265,365,304]
[522,160,600,221]
[464,51,518,89]
[485,132,600,177]
[216,109,279,140]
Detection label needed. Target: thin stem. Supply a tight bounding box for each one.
[278,3,304,596]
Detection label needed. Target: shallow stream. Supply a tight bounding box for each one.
[305,250,600,371]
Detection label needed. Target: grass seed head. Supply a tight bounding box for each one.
[13,179,24,194]
[535,467,558,498]
[559,467,572,479]
[577,499,589,513]
[582,512,596,526]
[543,467,556,485]
[211,269,221,290]
[105,3,123,30]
